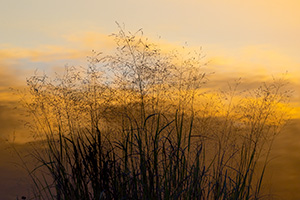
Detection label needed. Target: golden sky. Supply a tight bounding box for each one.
[0,1,300,199]
[0,0,299,140]
[1,0,299,117]
[0,4,299,64]
[1,1,300,127]
[0,0,299,115]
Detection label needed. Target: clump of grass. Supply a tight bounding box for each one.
[17,26,291,200]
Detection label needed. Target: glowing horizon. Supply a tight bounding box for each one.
[1,1,300,199]
[1,31,299,118]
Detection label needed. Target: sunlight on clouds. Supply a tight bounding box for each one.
[0,89,19,103]
[207,45,300,83]
[63,31,193,55]
[0,45,86,62]
[204,44,300,119]
[63,32,116,51]
[0,31,299,120]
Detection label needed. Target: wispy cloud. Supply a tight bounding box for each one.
[0,31,299,119]
[0,45,86,62]
[63,32,116,50]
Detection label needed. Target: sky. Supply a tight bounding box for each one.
[0,0,299,111]
[0,0,300,199]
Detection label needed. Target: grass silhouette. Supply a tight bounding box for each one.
[17,26,291,200]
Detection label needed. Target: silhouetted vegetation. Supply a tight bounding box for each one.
[18,26,291,199]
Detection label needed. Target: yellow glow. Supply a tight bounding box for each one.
[64,32,116,50]
[0,46,86,62]
[1,34,299,119]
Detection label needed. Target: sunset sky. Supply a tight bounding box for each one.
[0,0,300,199]
[1,0,300,118]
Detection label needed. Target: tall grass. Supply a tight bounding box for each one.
[18,27,291,200]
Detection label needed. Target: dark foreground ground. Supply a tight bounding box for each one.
[1,119,300,200]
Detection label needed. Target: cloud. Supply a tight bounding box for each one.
[0,45,87,62]
[63,32,116,51]
[0,31,299,119]
[0,30,177,64]
[204,44,299,88]
[200,44,300,118]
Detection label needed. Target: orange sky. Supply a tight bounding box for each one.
[0,0,300,140]
[1,1,300,199]
[1,0,299,100]
[0,1,299,137]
